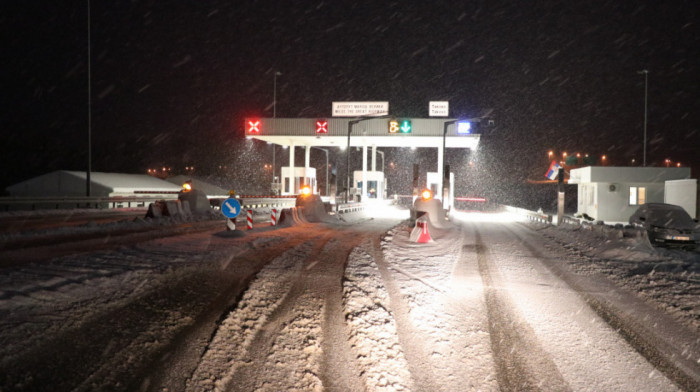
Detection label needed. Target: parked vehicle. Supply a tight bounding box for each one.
[629,203,700,247]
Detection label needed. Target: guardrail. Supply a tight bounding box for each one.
[335,202,368,214]
[0,195,176,210]
[503,205,553,224]
[0,195,301,212]
[236,196,297,210]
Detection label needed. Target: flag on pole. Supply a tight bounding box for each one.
[545,161,561,180]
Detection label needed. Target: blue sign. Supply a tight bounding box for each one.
[221,198,241,218]
[457,121,471,134]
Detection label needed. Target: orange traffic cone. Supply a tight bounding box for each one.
[410,216,433,243]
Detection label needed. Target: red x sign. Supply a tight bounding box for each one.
[316,120,328,134]
[247,120,261,134]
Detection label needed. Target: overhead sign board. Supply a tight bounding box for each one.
[332,101,389,117]
[429,101,449,117]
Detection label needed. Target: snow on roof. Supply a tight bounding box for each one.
[569,166,691,184]
[6,170,181,196]
[166,175,230,196]
[63,171,181,192]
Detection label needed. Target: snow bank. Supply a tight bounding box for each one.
[534,220,700,332]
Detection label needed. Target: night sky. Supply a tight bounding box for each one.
[2,1,698,198]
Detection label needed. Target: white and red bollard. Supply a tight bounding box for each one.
[271,208,277,226]
[247,209,253,230]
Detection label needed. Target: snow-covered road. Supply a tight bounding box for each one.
[0,207,697,391]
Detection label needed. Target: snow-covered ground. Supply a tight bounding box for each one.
[0,206,698,391]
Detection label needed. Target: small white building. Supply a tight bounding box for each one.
[6,170,182,198]
[568,166,694,222]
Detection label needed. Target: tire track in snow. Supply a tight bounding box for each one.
[186,225,376,392]
[380,223,498,391]
[223,232,336,392]
[185,240,317,391]
[505,223,699,392]
[474,229,572,392]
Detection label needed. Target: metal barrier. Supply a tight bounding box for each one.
[335,203,367,214]
[503,205,553,224]
[0,195,177,210]
[0,195,298,212]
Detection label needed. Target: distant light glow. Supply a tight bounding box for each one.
[421,189,433,200]
[301,185,311,196]
[457,121,471,134]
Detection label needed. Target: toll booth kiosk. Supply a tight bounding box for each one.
[281,167,317,195]
[427,171,454,210]
[352,171,386,201]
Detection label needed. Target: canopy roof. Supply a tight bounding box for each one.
[245,118,481,150]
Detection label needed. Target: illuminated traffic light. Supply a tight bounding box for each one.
[316,119,328,134]
[247,120,261,134]
[388,119,400,133]
[399,119,412,133]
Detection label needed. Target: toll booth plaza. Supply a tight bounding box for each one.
[245,116,481,210]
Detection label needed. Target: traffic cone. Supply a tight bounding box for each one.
[410,215,433,243]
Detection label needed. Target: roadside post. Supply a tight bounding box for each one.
[557,168,565,225]
[271,208,277,226]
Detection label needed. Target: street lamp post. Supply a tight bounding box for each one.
[638,70,648,167]
[442,119,459,208]
[346,119,360,203]
[271,71,281,194]
[312,147,329,196]
[377,150,385,173]
[86,0,92,197]
[270,143,276,194]
[273,71,281,118]
[377,150,385,199]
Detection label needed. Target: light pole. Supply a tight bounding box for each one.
[273,71,281,118]
[312,147,329,196]
[442,119,459,207]
[377,150,385,173]
[377,150,385,199]
[270,143,277,194]
[271,71,281,194]
[86,0,92,197]
[638,70,648,167]
[346,119,360,203]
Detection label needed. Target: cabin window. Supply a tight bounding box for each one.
[629,186,646,205]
